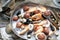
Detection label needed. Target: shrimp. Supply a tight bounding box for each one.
[34,26,43,34]
[19,25,29,35]
[31,13,42,21]
[34,20,50,27]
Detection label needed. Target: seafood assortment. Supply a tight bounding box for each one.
[11,4,57,40]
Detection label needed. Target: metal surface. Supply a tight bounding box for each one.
[1,0,11,7]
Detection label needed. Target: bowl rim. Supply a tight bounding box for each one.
[53,0,60,7]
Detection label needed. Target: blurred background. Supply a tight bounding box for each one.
[0,0,60,13]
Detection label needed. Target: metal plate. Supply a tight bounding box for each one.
[11,1,60,40]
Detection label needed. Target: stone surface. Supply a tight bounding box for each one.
[25,0,56,7]
[0,3,2,12]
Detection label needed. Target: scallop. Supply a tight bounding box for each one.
[12,16,18,21]
[42,27,49,35]
[23,6,29,11]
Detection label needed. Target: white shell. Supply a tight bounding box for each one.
[28,24,34,30]
[27,35,31,38]
[43,20,50,27]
